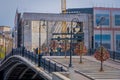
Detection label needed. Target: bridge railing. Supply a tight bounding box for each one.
[1,47,66,73]
[108,50,120,60]
[89,49,120,61]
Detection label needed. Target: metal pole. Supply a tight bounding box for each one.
[46,21,49,55]
[98,17,105,72]
[39,21,41,54]
[100,24,103,71]
[69,18,79,67]
[65,40,67,58]
[22,23,24,57]
[69,21,73,67]
[38,21,41,67]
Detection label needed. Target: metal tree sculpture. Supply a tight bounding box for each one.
[74,42,87,63]
[61,40,70,58]
[50,40,58,52]
[94,46,110,71]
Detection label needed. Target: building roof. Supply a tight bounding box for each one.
[66,8,93,14]
[22,13,89,22]
[0,26,10,28]
[66,7,120,14]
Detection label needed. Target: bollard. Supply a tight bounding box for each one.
[48,60,50,73]
[35,54,37,64]
[12,48,13,56]
[28,51,30,59]
[44,58,45,70]
[54,63,56,72]
[31,52,34,62]
[113,51,115,60]
[24,50,26,57]
[38,54,42,67]
[60,66,63,72]
[22,47,24,57]
[20,48,22,55]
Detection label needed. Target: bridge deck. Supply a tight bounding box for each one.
[44,56,120,80]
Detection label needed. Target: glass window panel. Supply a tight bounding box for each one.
[96,14,109,26]
[116,34,120,39]
[95,34,110,41]
[95,34,111,49]
[115,15,120,26]
[116,35,120,51]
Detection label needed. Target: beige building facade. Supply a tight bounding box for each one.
[19,13,92,52]
[0,26,12,54]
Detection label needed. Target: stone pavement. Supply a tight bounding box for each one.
[45,56,120,80]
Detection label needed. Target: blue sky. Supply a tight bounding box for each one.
[0,0,120,27]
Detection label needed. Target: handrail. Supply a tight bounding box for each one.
[1,47,66,73]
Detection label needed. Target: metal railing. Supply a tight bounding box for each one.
[108,50,120,61]
[2,47,66,73]
[88,49,120,61]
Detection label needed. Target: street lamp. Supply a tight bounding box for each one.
[38,19,45,67]
[97,16,105,71]
[69,18,79,67]
[46,21,49,55]
[42,21,49,55]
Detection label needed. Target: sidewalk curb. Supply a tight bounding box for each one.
[75,70,94,80]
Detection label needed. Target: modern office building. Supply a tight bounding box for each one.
[66,7,120,52]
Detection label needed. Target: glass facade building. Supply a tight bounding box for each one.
[66,7,120,52]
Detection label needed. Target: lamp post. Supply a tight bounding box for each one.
[38,19,45,67]
[43,21,49,55]
[39,21,41,55]
[97,17,105,71]
[12,33,14,55]
[46,21,49,55]
[38,20,41,67]
[22,22,25,57]
[69,18,79,67]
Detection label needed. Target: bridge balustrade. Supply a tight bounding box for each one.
[108,50,120,60]
[90,49,120,61]
[1,47,66,73]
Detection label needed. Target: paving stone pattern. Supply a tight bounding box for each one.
[50,56,120,80]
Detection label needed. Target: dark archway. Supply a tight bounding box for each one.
[0,56,47,80]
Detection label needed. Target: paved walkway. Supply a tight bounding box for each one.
[45,56,120,80]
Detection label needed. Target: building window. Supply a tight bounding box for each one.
[95,14,109,26]
[115,15,120,26]
[116,35,120,51]
[94,34,111,49]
